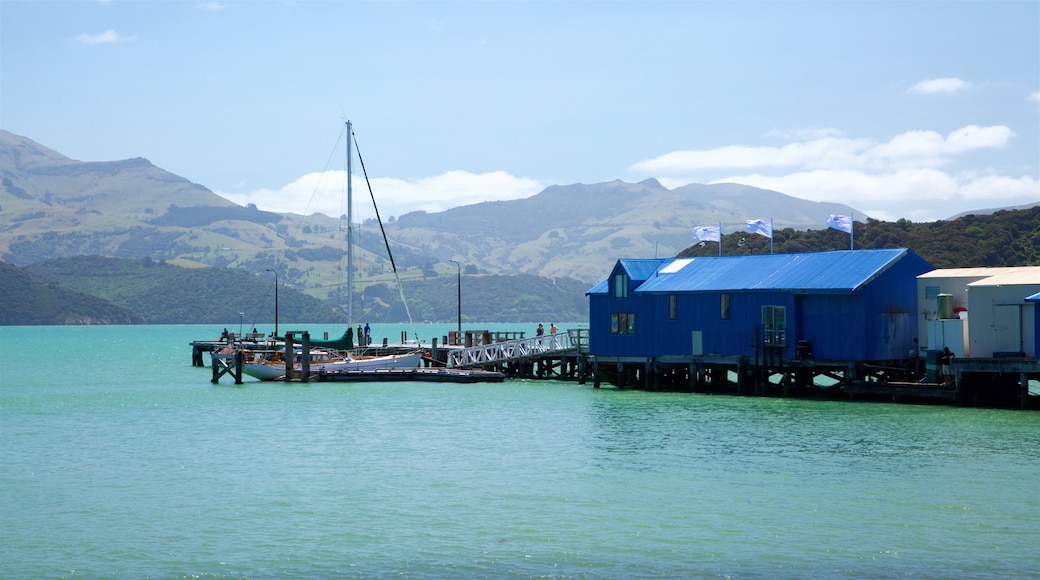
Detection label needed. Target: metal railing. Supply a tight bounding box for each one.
[447,328,588,368]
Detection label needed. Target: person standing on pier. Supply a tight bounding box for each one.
[941,347,955,386]
[364,323,371,345]
[908,338,920,379]
[549,323,558,335]
[536,323,544,337]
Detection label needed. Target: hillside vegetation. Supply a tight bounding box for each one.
[1,130,862,290]
[23,256,339,325]
[6,206,1036,326]
[0,262,145,325]
[10,256,590,326]
[2,130,1037,326]
[678,207,1040,268]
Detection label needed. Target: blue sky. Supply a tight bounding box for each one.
[3,1,1037,226]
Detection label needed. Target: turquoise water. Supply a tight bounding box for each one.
[2,324,1038,579]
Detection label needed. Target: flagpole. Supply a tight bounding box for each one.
[718,222,722,257]
[851,211,855,250]
[769,217,774,254]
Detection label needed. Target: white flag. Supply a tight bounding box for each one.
[827,214,853,234]
[745,219,772,239]
[694,225,720,243]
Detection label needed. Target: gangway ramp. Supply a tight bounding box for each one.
[447,329,588,369]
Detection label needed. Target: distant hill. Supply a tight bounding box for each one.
[5,256,589,326]
[2,129,1036,327]
[677,207,1040,269]
[949,201,1039,219]
[1,130,862,291]
[21,256,339,325]
[0,261,144,324]
[388,179,862,283]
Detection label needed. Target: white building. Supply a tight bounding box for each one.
[917,267,1040,358]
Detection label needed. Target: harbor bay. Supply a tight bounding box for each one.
[2,324,1038,579]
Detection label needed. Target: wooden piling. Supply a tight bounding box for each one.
[211,350,243,385]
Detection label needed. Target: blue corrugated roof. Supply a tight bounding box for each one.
[634,249,911,294]
[586,279,608,295]
[586,258,667,295]
[619,258,668,282]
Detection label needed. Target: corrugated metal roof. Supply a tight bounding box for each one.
[634,249,912,294]
[586,279,608,295]
[919,266,1039,279]
[586,258,667,295]
[618,258,668,282]
[965,267,1040,286]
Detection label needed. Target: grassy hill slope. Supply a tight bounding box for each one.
[0,262,145,325]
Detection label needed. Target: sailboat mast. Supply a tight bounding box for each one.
[345,120,354,328]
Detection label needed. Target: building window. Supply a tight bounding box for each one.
[720,294,730,320]
[669,295,677,320]
[610,312,636,335]
[762,305,787,346]
[614,273,628,299]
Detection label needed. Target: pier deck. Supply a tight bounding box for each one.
[319,367,505,383]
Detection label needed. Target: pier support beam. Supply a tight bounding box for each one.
[211,351,243,385]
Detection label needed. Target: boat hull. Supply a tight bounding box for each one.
[242,351,424,381]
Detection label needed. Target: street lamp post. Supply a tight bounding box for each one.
[265,268,279,337]
[449,260,461,338]
[238,312,244,339]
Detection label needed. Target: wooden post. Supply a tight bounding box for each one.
[284,332,295,381]
[233,350,243,385]
[211,353,221,384]
[1021,372,1029,410]
[211,351,243,385]
[301,331,310,383]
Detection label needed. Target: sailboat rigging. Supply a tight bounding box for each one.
[348,122,421,345]
[239,120,424,380]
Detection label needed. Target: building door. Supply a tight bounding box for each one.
[993,304,1022,354]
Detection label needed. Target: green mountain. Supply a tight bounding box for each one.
[22,256,337,325]
[2,129,1037,328]
[1,130,860,293]
[0,261,144,325]
[677,207,1040,268]
[7,256,589,326]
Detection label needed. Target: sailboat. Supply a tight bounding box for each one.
[241,121,424,381]
[240,345,424,381]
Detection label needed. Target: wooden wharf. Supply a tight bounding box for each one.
[200,328,590,385]
[590,352,1040,409]
[424,329,592,381]
[191,332,268,367]
[195,329,1037,408]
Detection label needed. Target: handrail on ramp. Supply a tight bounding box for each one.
[447,329,588,368]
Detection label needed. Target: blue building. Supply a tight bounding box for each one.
[587,249,934,367]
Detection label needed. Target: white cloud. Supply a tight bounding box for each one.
[908,77,970,94]
[1030,91,1040,103]
[684,169,1038,222]
[76,30,135,45]
[217,123,1032,226]
[632,125,1014,174]
[640,124,1035,222]
[764,127,844,140]
[216,170,544,220]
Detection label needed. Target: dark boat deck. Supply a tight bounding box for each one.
[317,367,505,383]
